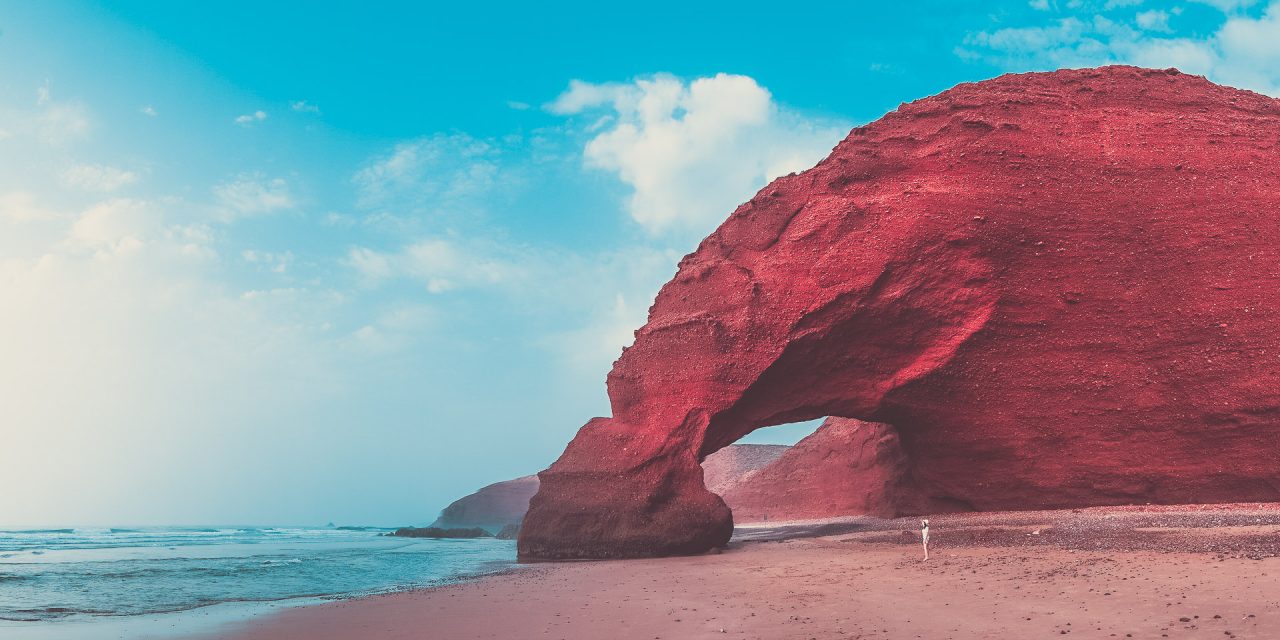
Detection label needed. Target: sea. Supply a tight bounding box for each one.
[0,526,518,639]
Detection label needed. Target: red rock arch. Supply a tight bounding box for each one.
[519,66,1280,559]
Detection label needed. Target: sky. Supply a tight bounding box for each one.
[4,0,1280,527]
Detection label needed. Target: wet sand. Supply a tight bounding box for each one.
[208,504,1280,639]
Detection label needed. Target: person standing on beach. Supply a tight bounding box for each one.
[921,519,930,561]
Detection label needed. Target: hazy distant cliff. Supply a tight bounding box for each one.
[430,476,539,534]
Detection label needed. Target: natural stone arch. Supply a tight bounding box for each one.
[519,67,1280,559]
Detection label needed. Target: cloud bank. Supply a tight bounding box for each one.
[0,65,847,526]
[550,73,848,237]
[962,1,1280,96]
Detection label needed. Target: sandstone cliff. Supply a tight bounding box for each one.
[432,445,791,534]
[521,66,1280,559]
[701,443,788,496]
[431,476,539,534]
[723,418,929,521]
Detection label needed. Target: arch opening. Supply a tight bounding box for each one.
[700,416,929,523]
[734,417,825,446]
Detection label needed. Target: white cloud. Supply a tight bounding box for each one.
[0,192,351,525]
[4,46,734,529]
[140,105,158,117]
[533,246,681,378]
[961,17,1110,68]
[549,73,847,236]
[213,174,295,220]
[406,238,517,292]
[1136,9,1172,32]
[346,246,395,283]
[346,304,437,354]
[5,83,94,144]
[65,199,157,256]
[352,134,501,215]
[340,230,675,374]
[403,240,465,293]
[63,164,139,192]
[1218,7,1280,65]
[38,102,91,143]
[242,249,294,273]
[1192,0,1262,12]
[290,100,320,113]
[1023,0,1151,11]
[343,229,678,378]
[0,192,62,223]
[546,79,629,114]
[345,237,522,294]
[1123,37,1219,74]
[234,110,268,126]
[961,2,1280,96]
[540,292,645,376]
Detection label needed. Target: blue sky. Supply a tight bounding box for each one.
[3,0,1278,526]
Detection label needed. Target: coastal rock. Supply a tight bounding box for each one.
[701,444,789,496]
[430,476,539,534]
[429,445,788,538]
[520,66,1280,559]
[723,418,929,521]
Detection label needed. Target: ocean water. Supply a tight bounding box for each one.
[0,526,517,638]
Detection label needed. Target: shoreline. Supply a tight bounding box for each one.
[1,545,519,640]
[0,564,529,640]
[201,503,1280,639]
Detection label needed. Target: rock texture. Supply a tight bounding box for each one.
[431,476,538,534]
[701,444,789,496]
[723,418,932,521]
[432,445,790,537]
[520,66,1280,560]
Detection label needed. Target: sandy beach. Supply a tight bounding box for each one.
[205,504,1280,640]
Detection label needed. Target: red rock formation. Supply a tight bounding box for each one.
[433,445,788,535]
[431,476,538,534]
[520,66,1280,560]
[722,418,929,521]
[701,444,789,496]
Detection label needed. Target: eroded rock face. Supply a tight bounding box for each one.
[701,443,789,496]
[520,66,1280,560]
[723,418,928,521]
[432,445,788,536]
